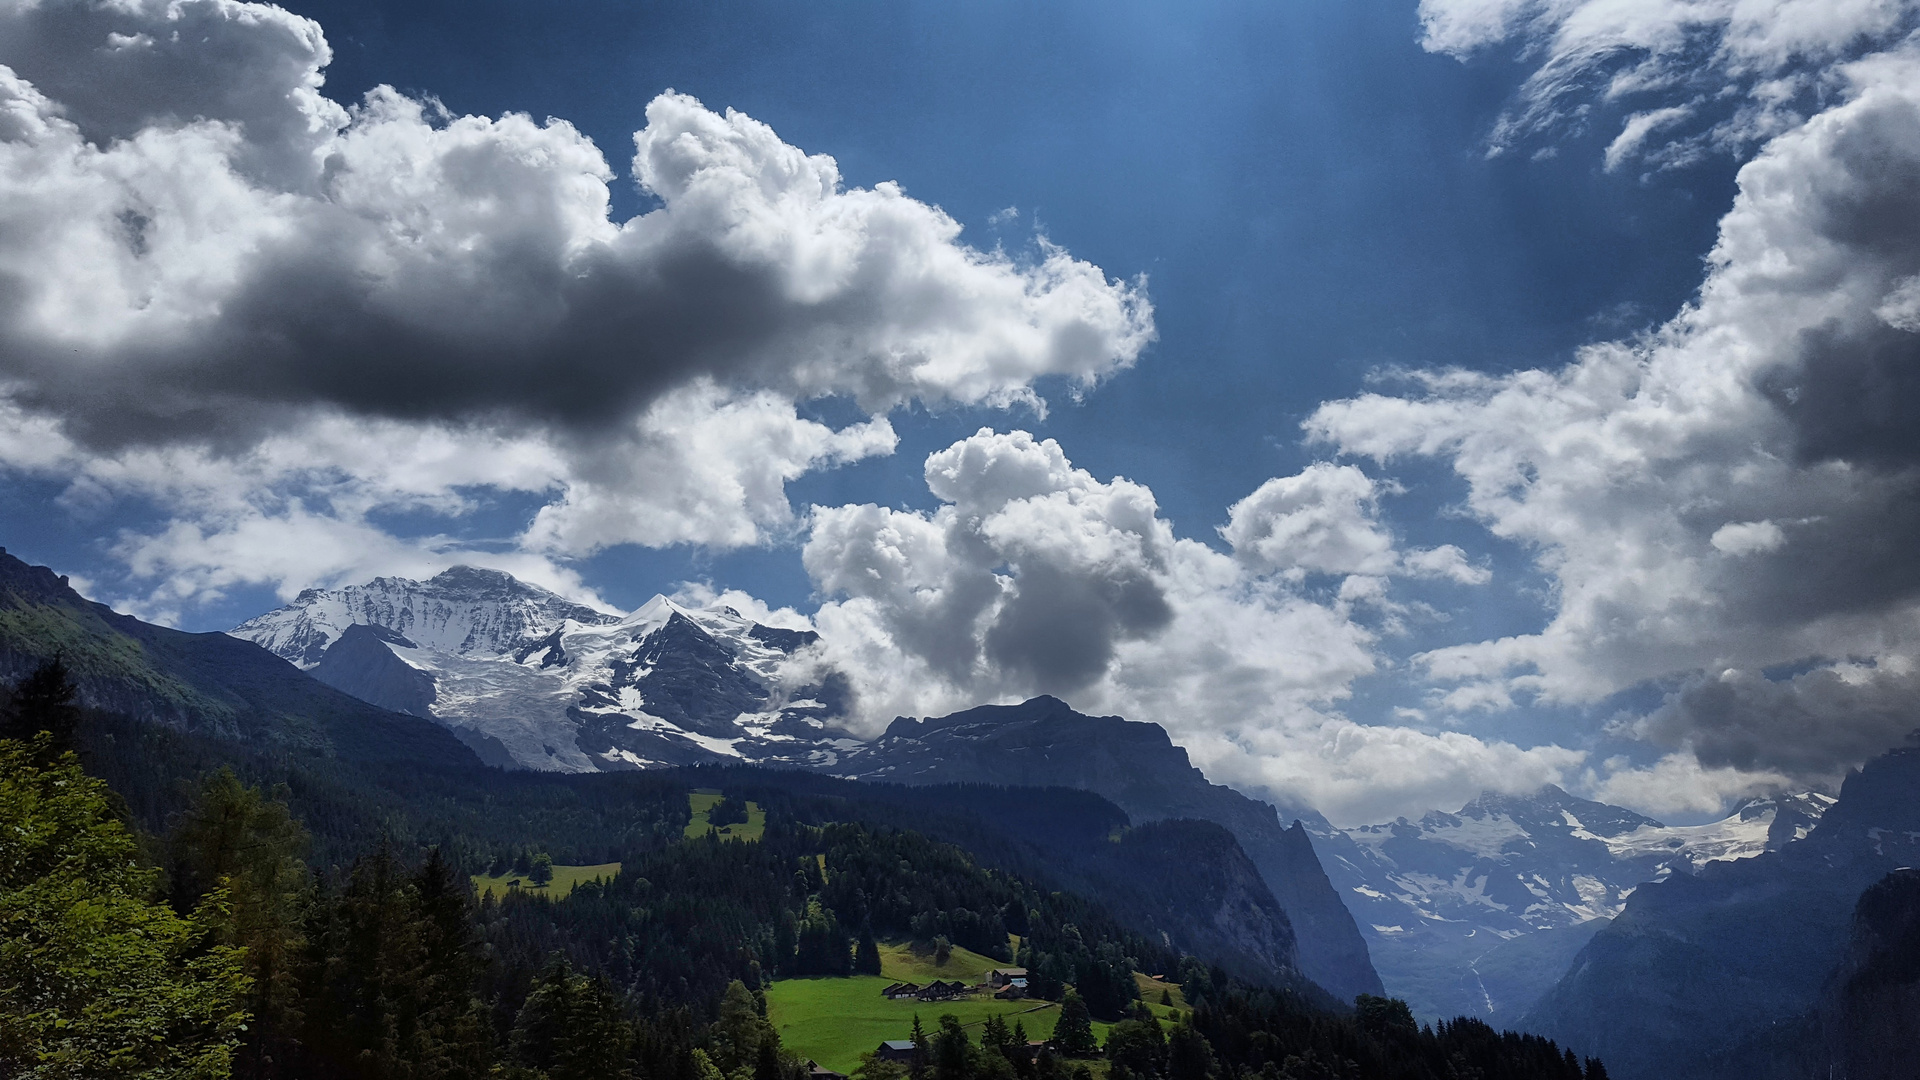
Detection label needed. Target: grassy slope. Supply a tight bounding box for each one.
[769,943,1185,1072]
[685,790,766,840]
[472,862,622,902]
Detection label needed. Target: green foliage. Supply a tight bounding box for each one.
[0,736,248,1079]
[709,796,751,828]
[167,767,312,1077]
[509,957,635,1080]
[854,928,883,976]
[0,658,80,756]
[295,846,494,1078]
[1352,995,1417,1041]
[530,852,555,886]
[1052,991,1098,1057]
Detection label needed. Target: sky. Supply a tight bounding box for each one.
[4,0,1920,824]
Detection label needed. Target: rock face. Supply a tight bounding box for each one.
[1519,746,1920,1080]
[0,550,478,768]
[829,696,1384,1003]
[1314,784,1834,1023]
[1821,868,1920,1080]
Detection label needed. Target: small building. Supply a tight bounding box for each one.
[993,980,1025,1000]
[988,967,1028,989]
[875,1041,917,1063]
[884,982,921,1000]
[809,1061,848,1080]
[916,979,967,1001]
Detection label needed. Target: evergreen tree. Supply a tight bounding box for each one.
[510,957,635,1080]
[0,736,248,1078]
[711,980,774,1077]
[1,657,80,757]
[1052,990,1098,1057]
[909,1014,931,1080]
[1165,1023,1215,1080]
[854,926,883,975]
[167,768,312,1079]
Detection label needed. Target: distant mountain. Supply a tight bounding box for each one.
[233,569,1383,1003]
[232,568,855,772]
[1518,745,1920,1080]
[1314,784,1835,1023]
[0,550,478,768]
[828,696,1385,1004]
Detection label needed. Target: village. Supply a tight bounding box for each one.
[879,966,1030,1005]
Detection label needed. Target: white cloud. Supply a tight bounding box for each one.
[1586,752,1792,818]
[1709,519,1785,555]
[803,429,1577,824]
[1221,463,1489,584]
[0,0,1152,613]
[1418,0,1920,164]
[1307,39,1920,794]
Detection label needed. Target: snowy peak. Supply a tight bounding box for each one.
[234,565,618,665]
[229,569,848,774]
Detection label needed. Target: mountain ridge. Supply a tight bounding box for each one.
[0,550,479,768]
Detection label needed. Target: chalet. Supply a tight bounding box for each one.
[988,968,1027,989]
[808,1062,848,1080]
[875,1041,917,1063]
[882,982,921,1000]
[992,980,1026,1000]
[916,979,967,1001]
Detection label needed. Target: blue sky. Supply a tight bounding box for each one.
[4,0,1918,822]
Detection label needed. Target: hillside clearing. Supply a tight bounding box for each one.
[472,861,621,902]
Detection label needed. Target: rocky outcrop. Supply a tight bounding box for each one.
[311,624,437,717]
[1821,868,1920,1080]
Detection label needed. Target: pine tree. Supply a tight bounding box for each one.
[910,1014,931,1080]
[167,769,312,1079]
[855,926,884,975]
[1053,990,1098,1057]
[1,657,80,757]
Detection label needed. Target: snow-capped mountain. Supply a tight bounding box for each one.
[231,567,855,771]
[1309,784,1836,1022]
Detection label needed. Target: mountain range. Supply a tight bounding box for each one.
[14,550,1909,1072]
[1519,742,1920,1080]
[1308,785,1836,1023]
[229,566,1383,1001]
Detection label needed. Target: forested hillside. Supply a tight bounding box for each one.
[2,651,1609,1079]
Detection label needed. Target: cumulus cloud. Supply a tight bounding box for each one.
[801,429,1570,823]
[0,0,1152,609]
[1418,0,1920,165]
[1221,463,1489,583]
[1307,37,1920,795]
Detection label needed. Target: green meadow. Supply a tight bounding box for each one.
[685,790,767,840]
[766,942,1183,1073]
[471,861,621,902]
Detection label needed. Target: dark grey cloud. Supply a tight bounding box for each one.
[1640,665,1920,782]
[0,0,1152,451]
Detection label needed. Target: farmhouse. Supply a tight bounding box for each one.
[916,979,968,1001]
[882,982,921,1000]
[875,1041,917,1063]
[988,968,1027,989]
